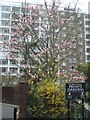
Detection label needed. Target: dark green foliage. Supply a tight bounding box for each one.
[77,62,90,103]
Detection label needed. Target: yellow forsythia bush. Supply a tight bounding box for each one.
[30,79,67,118]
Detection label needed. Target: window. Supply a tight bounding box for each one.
[0,52,6,58]
[86,41,90,46]
[10,67,18,74]
[85,14,90,19]
[3,35,9,41]
[70,58,76,63]
[20,68,24,73]
[2,67,8,73]
[87,48,90,53]
[11,35,19,40]
[2,20,10,26]
[0,35,9,41]
[2,59,8,64]
[86,34,90,39]
[86,28,90,32]
[21,7,30,13]
[2,6,11,11]
[10,60,17,65]
[1,28,9,34]
[86,21,90,25]
[87,55,90,61]
[1,13,10,19]
[12,7,20,13]
[0,60,2,64]
[11,28,16,33]
[12,52,19,58]
[0,5,2,11]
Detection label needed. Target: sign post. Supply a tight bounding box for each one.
[66,83,86,120]
[67,99,70,120]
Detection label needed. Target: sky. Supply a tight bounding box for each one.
[2,0,90,13]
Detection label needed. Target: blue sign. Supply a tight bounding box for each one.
[66,83,86,99]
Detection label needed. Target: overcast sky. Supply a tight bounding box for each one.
[2,0,90,13]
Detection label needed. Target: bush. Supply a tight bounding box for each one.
[28,79,67,118]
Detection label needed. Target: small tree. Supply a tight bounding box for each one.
[3,0,84,83]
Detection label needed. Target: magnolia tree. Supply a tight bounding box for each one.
[2,0,85,84]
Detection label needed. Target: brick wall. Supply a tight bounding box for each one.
[1,81,28,118]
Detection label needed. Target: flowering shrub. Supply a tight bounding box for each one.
[29,79,67,118]
[2,0,84,83]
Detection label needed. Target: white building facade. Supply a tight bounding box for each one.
[84,2,90,62]
[84,14,90,62]
[0,1,22,80]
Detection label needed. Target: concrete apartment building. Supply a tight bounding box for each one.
[84,1,90,62]
[0,1,41,83]
[58,9,85,72]
[84,14,90,62]
[0,1,86,82]
[0,1,22,83]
